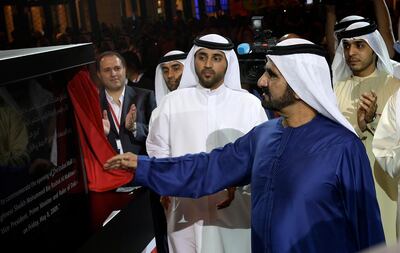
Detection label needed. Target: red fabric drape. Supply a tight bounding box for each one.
[67,68,133,192]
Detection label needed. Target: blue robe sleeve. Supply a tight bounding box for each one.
[134,130,255,198]
[337,139,385,250]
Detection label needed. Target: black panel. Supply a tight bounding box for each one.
[0,43,95,86]
[78,189,155,253]
[0,44,94,252]
[0,43,157,253]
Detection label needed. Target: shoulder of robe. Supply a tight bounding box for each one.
[333,80,348,91]
[385,75,400,91]
[230,89,261,102]
[157,87,195,107]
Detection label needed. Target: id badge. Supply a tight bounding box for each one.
[116,139,124,154]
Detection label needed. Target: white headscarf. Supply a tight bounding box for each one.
[154,50,186,105]
[332,21,393,84]
[179,34,243,90]
[333,15,367,49]
[335,15,366,32]
[267,38,357,135]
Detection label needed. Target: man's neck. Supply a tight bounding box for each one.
[203,80,224,90]
[352,65,376,78]
[280,102,317,128]
[106,87,124,106]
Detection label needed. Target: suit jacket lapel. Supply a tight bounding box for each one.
[99,88,107,108]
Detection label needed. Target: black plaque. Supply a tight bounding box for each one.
[0,44,95,252]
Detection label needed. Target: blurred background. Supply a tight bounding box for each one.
[1,0,399,79]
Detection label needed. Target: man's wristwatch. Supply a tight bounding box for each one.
[131,122,137,132]
[366,112,377,124]
[369,113,377,123]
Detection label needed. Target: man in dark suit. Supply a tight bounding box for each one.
[96,51,156,155]
[97,51,168,253]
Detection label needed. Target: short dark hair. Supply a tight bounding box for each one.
[96,51,126,71]
[122,51,143,72]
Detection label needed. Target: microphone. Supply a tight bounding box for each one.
[237,43,251,55]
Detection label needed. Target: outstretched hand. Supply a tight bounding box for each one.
[216,187,236,209]
[104,152,138,171]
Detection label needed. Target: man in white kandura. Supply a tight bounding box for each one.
[146,34,267,253]
[373,88,400,241]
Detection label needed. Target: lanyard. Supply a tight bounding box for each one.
[108,102,120,130]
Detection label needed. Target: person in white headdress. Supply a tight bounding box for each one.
[154,50,187,105]
[328,12,400,79]
[333,21,400,244]
[146,34,267,253]
[332,15,368,50]
[104,38,384,252]
[373,88,400,241]
[325,0,396,61]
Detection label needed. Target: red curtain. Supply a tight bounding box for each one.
[67,68,133,192]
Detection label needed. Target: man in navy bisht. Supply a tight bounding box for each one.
[104,38,385,253]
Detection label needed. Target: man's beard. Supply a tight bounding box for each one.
[196,68,225,89]
[166,74,182,91]
[262,85,297,111]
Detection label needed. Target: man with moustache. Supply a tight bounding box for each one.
[145,34,267,252]
[154,50,187,105]
[105,38,384,253]
[332,21,400,244]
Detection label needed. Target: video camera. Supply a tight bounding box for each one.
[238,16,277,88]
